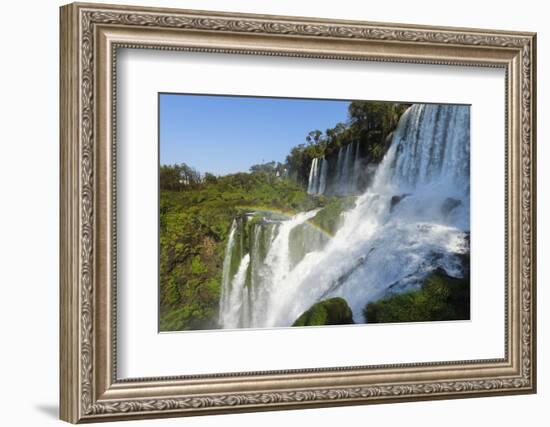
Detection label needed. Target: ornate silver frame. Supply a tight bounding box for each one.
[60,2,537,423]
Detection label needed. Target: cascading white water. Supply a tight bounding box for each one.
[352,141,361,191]
[219,254,250,329]
[237,210,320,328]
[318,158,328,195]
[219,220,238,326]
[307,158,318,194]
[335,145,344,187]
[307,157,330,196]
[391,103,469,190]
[218,210,322,329]
[220,103,470,329]
[340,143,354,193]
[307,142,360,196]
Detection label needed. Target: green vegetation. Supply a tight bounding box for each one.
[292,297,354,326]
[363,268,470,324]
[160,163,202,190]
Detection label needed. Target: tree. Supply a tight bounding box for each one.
[204,172,218,184]
[348,101,408,135]
[306,130,323,145]
[250,161,277,175]
[160,163,202,190]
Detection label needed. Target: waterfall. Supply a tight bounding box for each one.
[316,142,361,196]
[219,210,321,329]
[340,143,354,194]
[307,157,329,196]
[219,220,239,326]
[308,142,359,196]
[352,141,361,191]
[219,254,250,329]
[390,104,469,189]
[318,158,328,194]
[334,146,344,190]
[220,103,470,329]
[307,158,318,194]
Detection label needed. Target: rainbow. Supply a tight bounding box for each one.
[235,205,335,238]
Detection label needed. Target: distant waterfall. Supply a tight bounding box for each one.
[307,142,361,196]
[334,147,344,187]
[307,158,318,194]
[318,158,328,194]
[340,143,354,192]
[220,104,470,329]
[352,142,361,190]
[307,157,328,195]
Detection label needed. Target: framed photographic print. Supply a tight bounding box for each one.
[60,2,537,423]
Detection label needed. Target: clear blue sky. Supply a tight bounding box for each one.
[159,94,350,176]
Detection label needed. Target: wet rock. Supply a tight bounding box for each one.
[292,297,354,326]
[390,193,410,213]
[441,197,461,216]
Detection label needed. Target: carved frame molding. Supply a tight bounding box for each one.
[60,2,536,423]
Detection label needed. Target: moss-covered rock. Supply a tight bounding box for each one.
[292,297,354,326]
[311,196,356,235]
[363,268,470,324]
[288,197,356,267]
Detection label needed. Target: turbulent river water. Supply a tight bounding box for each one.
[219,104,470,329]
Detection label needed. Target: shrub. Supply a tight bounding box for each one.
[363,268,470,323]
[292,297,354,326]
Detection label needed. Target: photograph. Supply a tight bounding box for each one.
[57,3,536,422]
[159,94,471,332]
